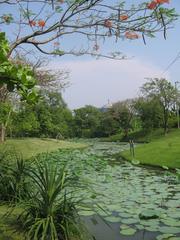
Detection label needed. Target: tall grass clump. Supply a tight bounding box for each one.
[17,161,84,240]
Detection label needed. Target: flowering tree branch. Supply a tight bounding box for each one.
[0,0,177,59]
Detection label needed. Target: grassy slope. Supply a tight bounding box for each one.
[121,129,180,169]
[0,138,87,159]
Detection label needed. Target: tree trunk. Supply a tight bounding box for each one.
[0,123,5,143]
[164,110,168,134]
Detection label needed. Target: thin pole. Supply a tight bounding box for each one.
[175,81,180,129]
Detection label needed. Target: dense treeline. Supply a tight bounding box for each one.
[6,91,74,139]
[1,78,179,140]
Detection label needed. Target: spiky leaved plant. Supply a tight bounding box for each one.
[0,149,29,202]
[18,161,83,240]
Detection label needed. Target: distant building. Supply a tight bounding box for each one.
[100,100,113,112]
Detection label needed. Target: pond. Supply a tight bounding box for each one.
[45,142,180,240]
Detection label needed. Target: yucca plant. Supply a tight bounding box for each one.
[18,161,83,240]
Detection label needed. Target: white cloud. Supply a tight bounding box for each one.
[48,59,170,109]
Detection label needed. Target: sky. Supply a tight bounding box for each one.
[49,0,180,109]
[1,0,180,109]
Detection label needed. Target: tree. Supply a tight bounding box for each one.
[0,33,38,102]
[73,105,102,138]
[134,97,163,131]
[10,90,73,138]
[0,1,177,59]
[0,33,39,142]
[0,0,177,141]
[110,99,135,137]
[141,78,178,133]
[12,106,40,137]
[33,90,73,138]
[0,102,12,141]
[15,55,70,91]
[98,111,119,137]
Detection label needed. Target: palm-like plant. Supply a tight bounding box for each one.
[18,162,82,240]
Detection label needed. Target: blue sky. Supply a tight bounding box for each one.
[1,0,180,109]
[57,0,180,109]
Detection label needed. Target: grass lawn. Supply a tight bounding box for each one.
[0,138,88,159]
[120,129,180,169]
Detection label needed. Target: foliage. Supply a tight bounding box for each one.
[73,105,102,138]
[0,1,177,58]
[30,143,180,239]
[9,90,73,138]
[12,107,40,137]
[134,97,163,131]
[0,150,29,202]
[0,33,38,103]
[110,100,135,137]
[0,139,180,239]
[141,78,178,133]
[0,102,12,124]
[97,111,119,137]
[17,161,82,240]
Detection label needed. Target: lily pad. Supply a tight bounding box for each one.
[105,216,121,223]
[162,166,169,170]
[121,218,139,224]
[159,226,180,234]
[120,224,130,230]
[120,227,136,236]
[145,225,159,232]
[131,160,140,165]
[78,210,95,216]
[156,234,175,240]
[139,209,160,220]
[135,224,145,230]
[161,218,180,227]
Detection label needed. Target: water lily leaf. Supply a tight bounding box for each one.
[159,226,180,234]
[120,227,136,236]
[135,224,144,230]
[145,225,159,232]
[120,224,129,230]
[161,218,180,227]
[118,212,133,218]
[105,216,121,223]
[131,159,140,165]
[156,234,175,240]
[78,210,95,216]
[139,209,160,220]
[162,166,169,170]
[121,218,139,224]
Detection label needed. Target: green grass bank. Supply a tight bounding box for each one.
[0,138,88,159]
[120,129,180,169]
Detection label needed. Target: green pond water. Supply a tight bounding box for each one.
[45,142,180,240]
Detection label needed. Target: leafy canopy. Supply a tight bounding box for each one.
[0,32,38,102]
